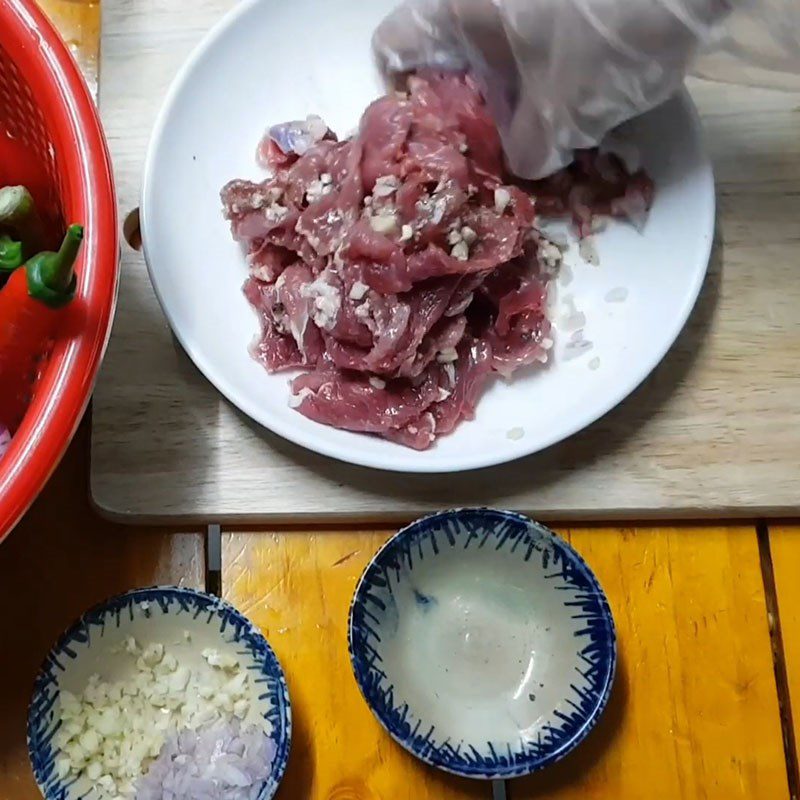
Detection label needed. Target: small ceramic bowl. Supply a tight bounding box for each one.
[28,587,291,800]
[348,509,616,779]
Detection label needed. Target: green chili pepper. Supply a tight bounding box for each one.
[23,224,82,308]
[0,234,22,272]
[0,185,45,256]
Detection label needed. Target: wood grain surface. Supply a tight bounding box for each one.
[222,526,790,800]
[90,0,800,523]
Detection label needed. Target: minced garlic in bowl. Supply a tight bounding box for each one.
[28,587,291,800]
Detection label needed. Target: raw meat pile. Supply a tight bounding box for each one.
[221,73,653,450]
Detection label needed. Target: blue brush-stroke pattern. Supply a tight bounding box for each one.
[27,587,291,800]
[348,508,616,780]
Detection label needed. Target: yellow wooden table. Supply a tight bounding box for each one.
[1,3,799,799]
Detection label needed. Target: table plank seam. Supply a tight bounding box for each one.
[206,523,221,596]
[759,522,800,799]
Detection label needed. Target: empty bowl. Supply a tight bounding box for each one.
[348,508,616,779]
[28,587,291,800]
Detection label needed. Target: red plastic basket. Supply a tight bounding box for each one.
[0,0,118,542]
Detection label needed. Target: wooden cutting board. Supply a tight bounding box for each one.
[91,0,800,523]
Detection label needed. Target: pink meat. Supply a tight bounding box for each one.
[360,96,414,190]
[404,315,467,378]
[222,72,654,450]
[243,262,324,371]
[407,73,504,181]
[296,190,352,256]
[339,219,411,294]
[382,412,438,450]
[247,242,293,283]
[528,149,655,236]
[244,279,305,372]
[290,368,443,436]
[432,338,494,435]
[487,279,551,378]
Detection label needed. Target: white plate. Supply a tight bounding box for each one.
[142,0,715,474]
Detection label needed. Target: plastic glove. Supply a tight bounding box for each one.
[374,0,800,179]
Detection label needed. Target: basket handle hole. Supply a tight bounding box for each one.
[123,208,141,251]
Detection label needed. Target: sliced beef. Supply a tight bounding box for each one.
[222,72,653,449]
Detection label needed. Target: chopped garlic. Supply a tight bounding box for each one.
[355,300,372,322]
[86,761,102,781]
[399,224,414,242]
[289,387,313,409]
[305,178,333,204]
[431,197,447,225]
[142,643,164,666]
[372,175,400,197]
[369,377,386,390]
[305,114,329,141]
[494,187,511,214]
[202,648,239,670]
[264,186,283,205]
[460,226,478,245]
[54,637,255,800]
[450,241,469,261]
[264,203,289,222]
[369,212,398,235]
[538,240,563,271]
[302,273,341,331]
[579,236,600,266]
[349,281,369,301]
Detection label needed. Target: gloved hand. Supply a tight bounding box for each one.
[374,0,800,179]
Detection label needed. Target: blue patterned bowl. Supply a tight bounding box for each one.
[27,586,291,800]
[348,509,616,780]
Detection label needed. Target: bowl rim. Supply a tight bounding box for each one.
[348,508,617,779]
[0,0,119,543]
[26,585,292,800]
